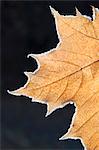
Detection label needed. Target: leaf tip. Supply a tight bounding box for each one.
[45,102,62,117]
[59,134,68,140]
[7,89,22,96]
[24,71,33,78]
[91,5,99,20]
[59,132,75,141]
[75,7,82,16]
[27,54,37,59]
[49,6,59,18]
[27,54,40,74]
[45,103,54,117]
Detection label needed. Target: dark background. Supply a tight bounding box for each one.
[1,1,99,150]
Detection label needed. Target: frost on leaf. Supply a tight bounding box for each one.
[8,6,99,150]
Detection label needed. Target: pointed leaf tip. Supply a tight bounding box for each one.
[45,103,54,117]
[75,7,82,16]
[24,71,33,78]
[49,6,59,17]
[59,132,74,141]
[59,134,66,140]
[45,102,61,117]
[27,54,36,59]
[27,54,40,65]
[7,89,22,96]
[91,6,99,20]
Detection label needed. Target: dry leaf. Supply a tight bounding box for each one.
[8,6,99,150]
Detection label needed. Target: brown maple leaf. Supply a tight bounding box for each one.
[8,6,99,150]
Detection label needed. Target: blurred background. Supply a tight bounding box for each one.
[1,1,99,149]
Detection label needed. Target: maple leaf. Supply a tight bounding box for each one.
[8,6,99,150]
